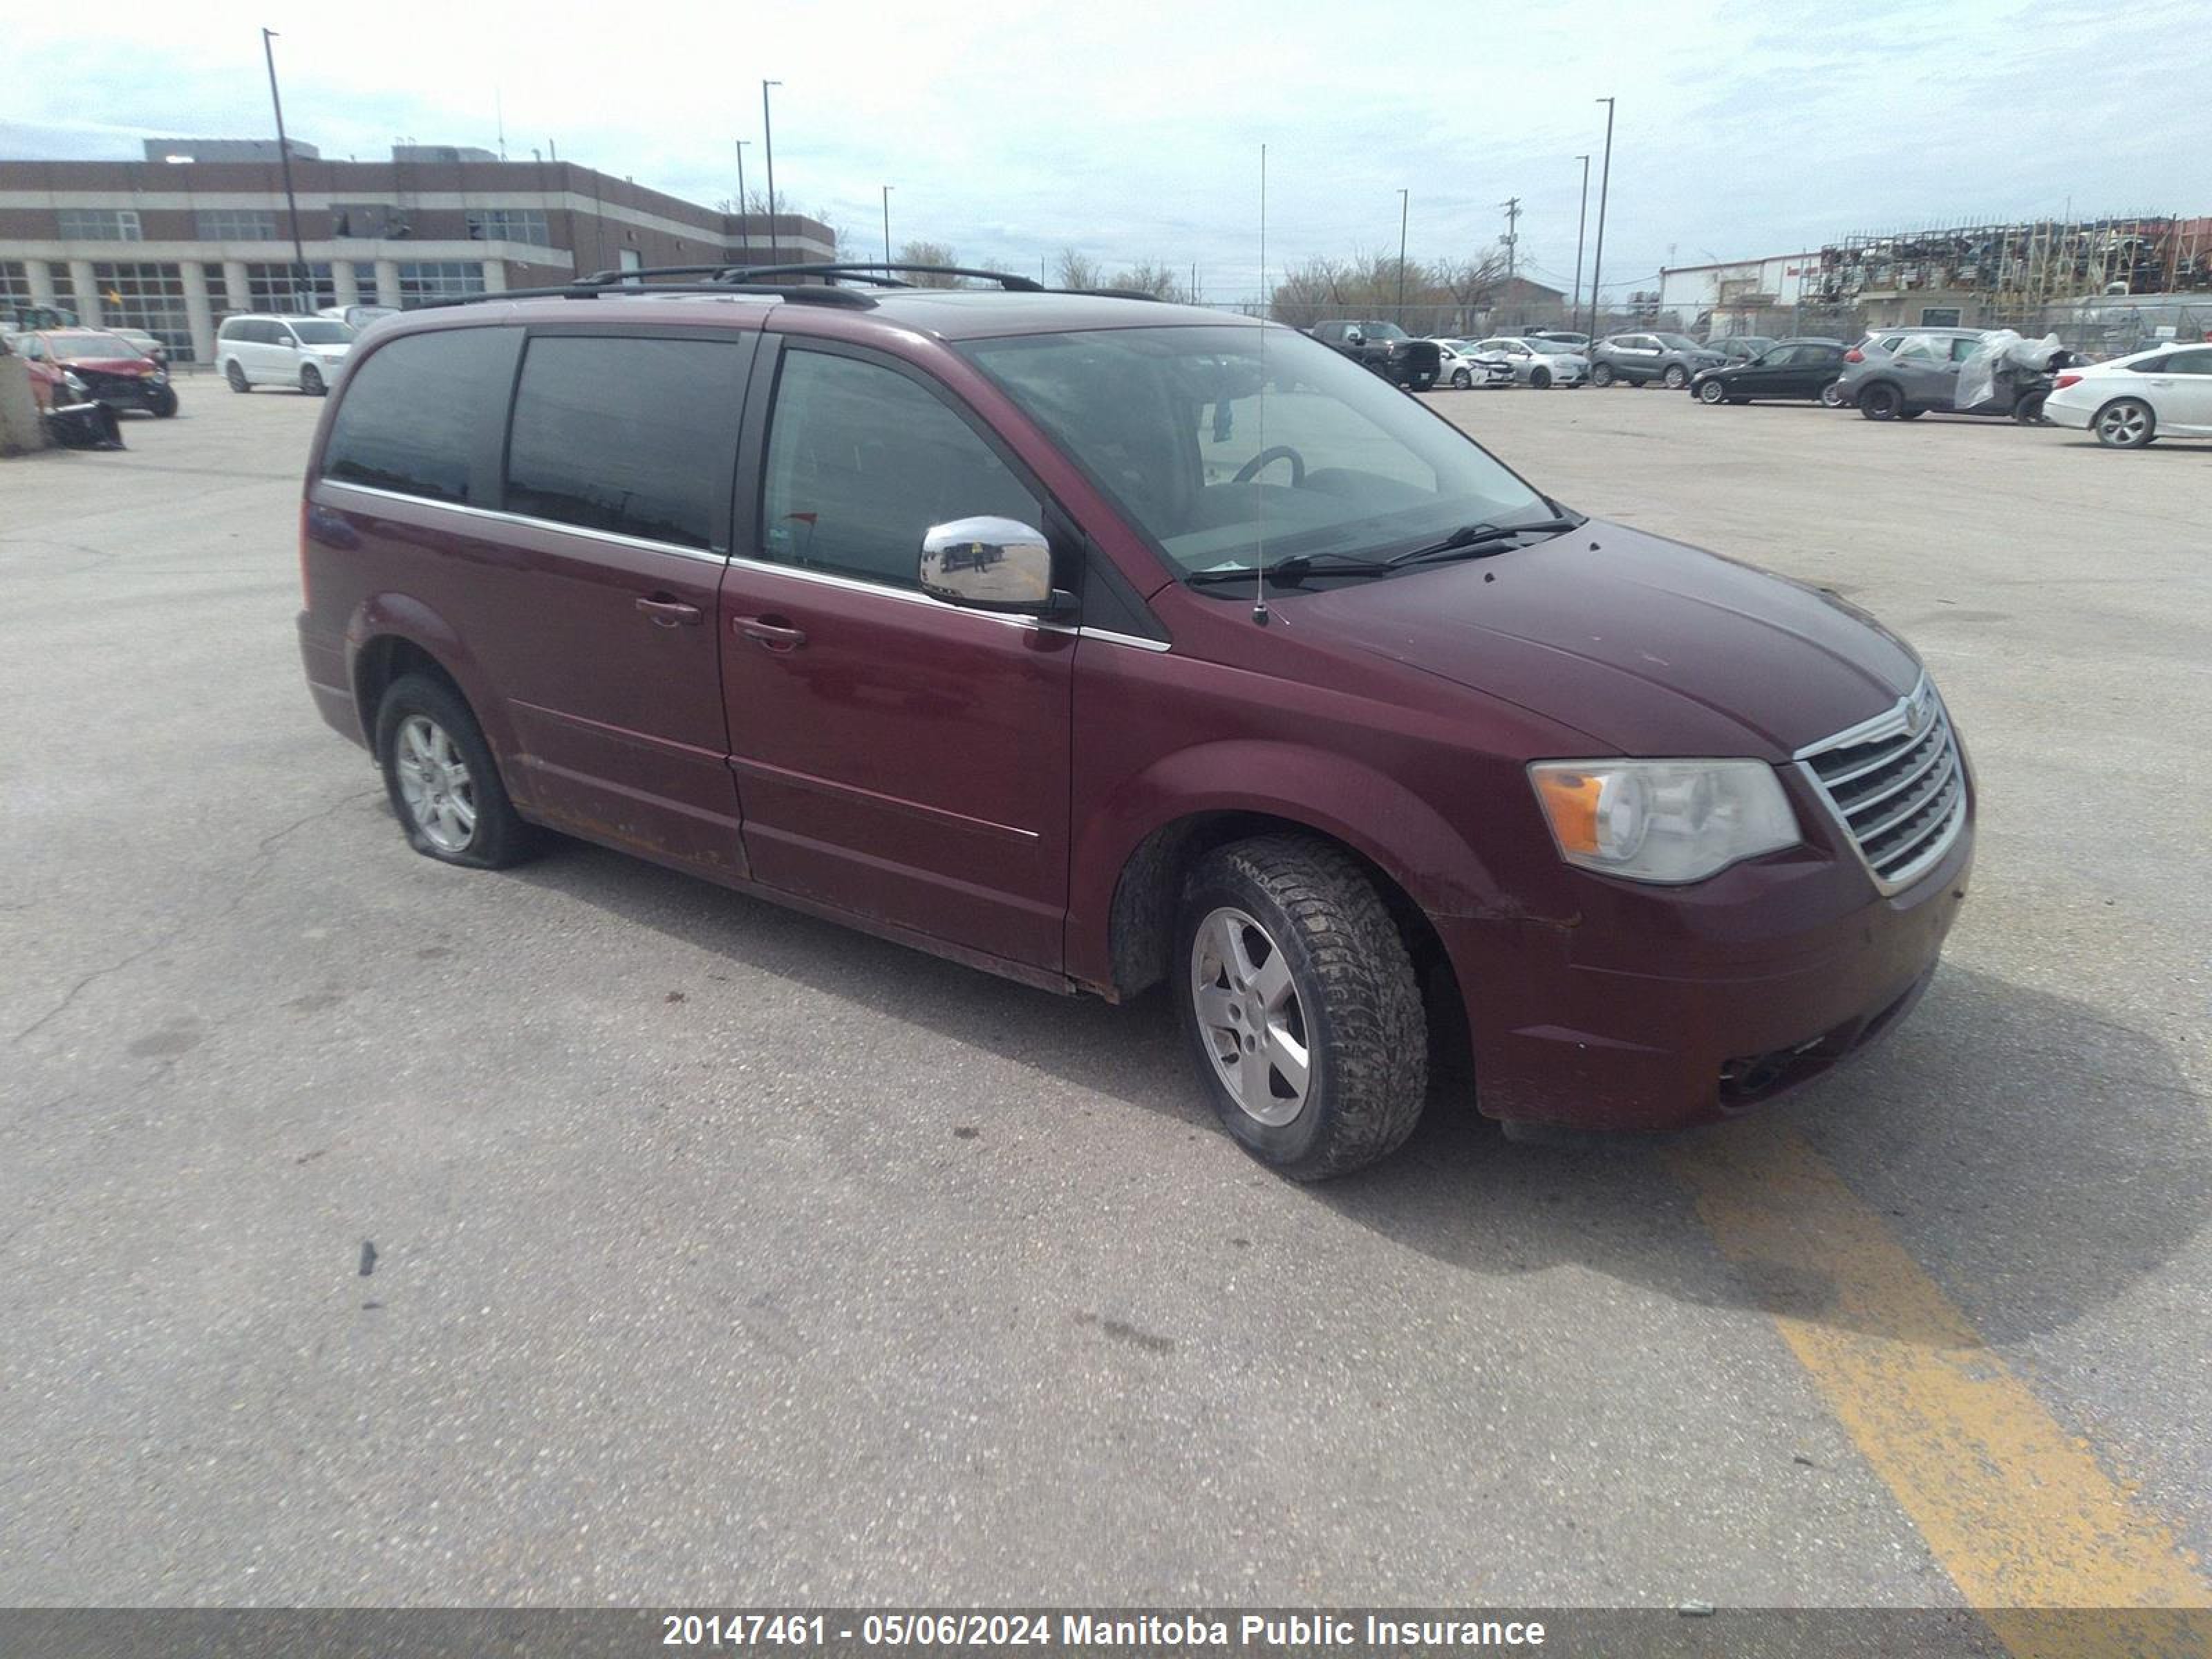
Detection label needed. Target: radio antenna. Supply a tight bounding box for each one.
[1253,141,1271,626]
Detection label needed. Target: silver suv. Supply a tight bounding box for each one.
[1588,332,1725,389]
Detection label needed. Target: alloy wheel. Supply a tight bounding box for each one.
[393,714,478,853]
[1189,906,1311,1127]
[2095,401,2152,448]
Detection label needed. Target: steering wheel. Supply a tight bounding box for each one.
[1233,444,1306,487]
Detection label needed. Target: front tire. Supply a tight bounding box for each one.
[1177,836,1426,1181]
[148,384,178,418]
[375,674,541,870]
[1663,364,1690,389]
[301,362,326,397]
[1452,368,1472,390]
[1819,379,1845,408]
[1697,378,1727,404]
[1589,362,1615,387]
[225,360,250,393]
[2094,398,2155,449]
[2012,393,2047,424]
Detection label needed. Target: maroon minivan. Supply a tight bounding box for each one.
[295,268,1971,1178]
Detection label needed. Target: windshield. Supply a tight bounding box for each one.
[49,334,138,361]
[289,319,355,344]
[959,324,1552,581]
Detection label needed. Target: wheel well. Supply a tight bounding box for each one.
[1108,809,1465,1042]
[351,636,462,742]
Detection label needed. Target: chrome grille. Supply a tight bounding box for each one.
[1796,677,1967,894]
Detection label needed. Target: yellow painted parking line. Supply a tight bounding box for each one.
[1669,1117,2211,1658]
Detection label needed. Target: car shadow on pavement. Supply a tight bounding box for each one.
[508,845,2203,1345]
[1306,962,2208,1343]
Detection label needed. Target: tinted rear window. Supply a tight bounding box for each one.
[503,335,747,551]
[323,328,512,505]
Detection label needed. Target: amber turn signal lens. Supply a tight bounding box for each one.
[1533,769,1605,854]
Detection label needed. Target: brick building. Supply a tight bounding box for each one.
[0,139,835,362]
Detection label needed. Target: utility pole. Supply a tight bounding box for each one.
[760,80,782,265]
[1588,97,1615,339]
[1396,187,1409,325]
[881,185,892,266]
[1500,196,1521,284]
[1572,156,1590,335]
[733,140,751,263]
[261,28,311,312]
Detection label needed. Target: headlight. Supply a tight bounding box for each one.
[1529,759,1799,883]
[62,371,88,395]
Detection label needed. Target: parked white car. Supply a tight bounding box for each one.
[216,312,357,396]
[1431,339,1515,390]
[2042,342,2212,448]
[1474,336,1590,388]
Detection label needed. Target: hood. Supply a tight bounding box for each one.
[65,356,154,376]
[1289,520,1921,757]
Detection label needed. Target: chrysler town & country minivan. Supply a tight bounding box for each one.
[296,267,1973,1179]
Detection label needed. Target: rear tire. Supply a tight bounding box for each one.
[225,360,250,393]
[1176,836,1427,1181]
[374,674,541,870]
[1589,362,1615,387]
[2093,397,2155,449]
[1859,382,1903,421]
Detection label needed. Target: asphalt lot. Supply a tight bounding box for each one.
[3,374,2207,1622]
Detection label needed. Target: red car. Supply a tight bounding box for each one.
[17,328,178,417]
[295,268,1971,1177]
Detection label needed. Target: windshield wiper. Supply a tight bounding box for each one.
[1185,552,1394,588]
[1386,516,1582,568]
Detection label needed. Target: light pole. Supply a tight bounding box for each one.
[1396,187,1409,325]
[760,80,782,265]
[881,185,892,266]
[733,139,751,265]
[261,28,310,312]
[1588,98,1615,339]
[1572,154,1590,335]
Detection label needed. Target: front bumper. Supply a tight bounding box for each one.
[79,375,165,409]
[1440,821,1973,1132]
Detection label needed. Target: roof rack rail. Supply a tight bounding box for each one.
[418,278,874,310]
[1062,287,1168,302]
[725,261,1045,292]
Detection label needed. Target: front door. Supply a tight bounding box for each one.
[718,338,1075,973]
[2148,346,2212,434]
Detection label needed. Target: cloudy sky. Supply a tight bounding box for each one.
[7,0,2206,303]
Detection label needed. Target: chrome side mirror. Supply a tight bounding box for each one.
[919,518,1065,614]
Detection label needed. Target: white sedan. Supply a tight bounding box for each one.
[1431,339,1515,390]
[2043,342,2212,448]
[1473,336,1589,388]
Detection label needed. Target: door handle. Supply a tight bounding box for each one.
[734,615,807,651]
[635,596,703,627]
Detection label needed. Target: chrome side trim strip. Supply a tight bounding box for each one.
[1076,626,1172,653]
[317,482,1172,649]
[317,479,729,567]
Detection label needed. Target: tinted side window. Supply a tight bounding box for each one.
[1949,337,1984,363]
[2160,349,2212,375]
[323,328,512,505]
[760,348,1041,589]
[504,335,746,551]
